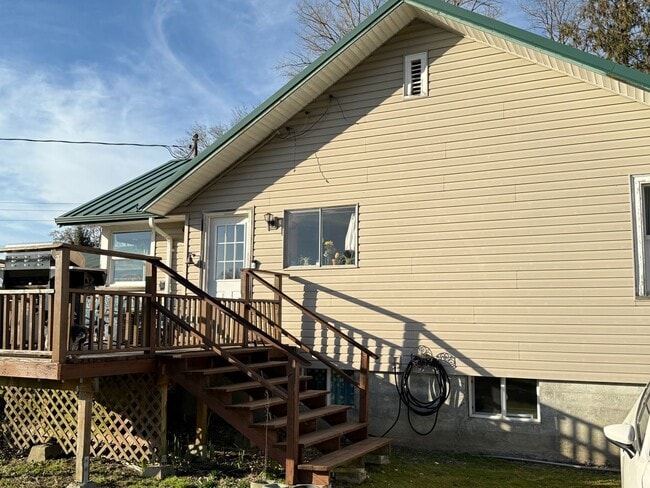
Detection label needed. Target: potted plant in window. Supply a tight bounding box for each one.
[323,240,338,265]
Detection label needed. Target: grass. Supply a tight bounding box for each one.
[0,447,620,487]
[357,449,620,488]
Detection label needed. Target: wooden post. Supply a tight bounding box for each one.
[359,352,370,424]
[285,357,300,486]
[159,376,169,463]
[145,261,158,353]
[273,273,282,340]
[240,271,251,346]
[75,380,94,484]
[195,399,208,446]
[51,248,70,363]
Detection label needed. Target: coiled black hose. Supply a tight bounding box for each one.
[382,353,451,437]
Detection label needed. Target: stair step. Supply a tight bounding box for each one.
[298,437,391,472]
[187,360,287,375]
[205,375,311,393]
[228,390,329,410]
[253,405,351,429]
[277,421,367,448]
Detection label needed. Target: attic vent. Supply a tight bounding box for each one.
[404,52,428,98]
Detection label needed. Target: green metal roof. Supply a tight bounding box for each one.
[59,0,650,224]
[55,157,192,225]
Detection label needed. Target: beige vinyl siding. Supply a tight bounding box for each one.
[177,20,650,384]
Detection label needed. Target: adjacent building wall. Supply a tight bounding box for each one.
[177,19,650,385]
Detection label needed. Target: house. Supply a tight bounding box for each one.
[53,0,650,470]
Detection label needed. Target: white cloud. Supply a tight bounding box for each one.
[0,0,299,247]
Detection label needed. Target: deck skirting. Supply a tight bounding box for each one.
[0,373,164,463]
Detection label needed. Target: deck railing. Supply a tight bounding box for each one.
[0,243,374,485]
[0,243,281,360]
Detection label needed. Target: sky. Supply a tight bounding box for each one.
[0,0,527,248]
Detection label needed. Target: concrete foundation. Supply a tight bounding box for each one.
[367,373,643,467]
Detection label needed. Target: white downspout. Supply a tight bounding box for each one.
[149,217,172,293]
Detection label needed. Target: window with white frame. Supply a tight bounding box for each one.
[632,175,650,296]
[110,230,152,284]
[470,377,539,421]
[284,205,357,268]
[404,52,428,98]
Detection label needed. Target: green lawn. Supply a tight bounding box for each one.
[360,449,620,488]
[0,447,620,487]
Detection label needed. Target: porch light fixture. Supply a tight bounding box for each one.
[187,253,199,266]
[264,212,280,230]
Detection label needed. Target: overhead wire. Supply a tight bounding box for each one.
[0,137,188,158]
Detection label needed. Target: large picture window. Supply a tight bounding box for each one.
[284,205,357,268]
[470,377,539,421]
[110,230,152,284]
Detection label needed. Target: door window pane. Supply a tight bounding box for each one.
[214,222,246,281]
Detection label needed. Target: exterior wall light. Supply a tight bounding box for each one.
[264,213,280,230]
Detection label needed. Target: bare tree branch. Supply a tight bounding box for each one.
[518,0,583,42]
[277,0,502,77]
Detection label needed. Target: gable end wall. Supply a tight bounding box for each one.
[179,20,650,384]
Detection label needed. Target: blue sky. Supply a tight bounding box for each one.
[0,0,527,247]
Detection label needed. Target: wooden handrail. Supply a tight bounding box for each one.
[153,302,289,400]
[151,260,310,367]
[244,270,378,359]
[0,242,162,262]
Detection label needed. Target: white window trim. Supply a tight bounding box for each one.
[632,175,650,296]
[102,227,153,289]
[283,204,358,269]
[468,377,540,423]
[404,52,428,98]
[201,209,253,294]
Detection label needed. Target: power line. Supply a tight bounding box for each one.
[0,209,68,212]
[0,137,190,158]
[0,201,81,205]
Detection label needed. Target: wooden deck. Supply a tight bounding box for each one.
[0,243,385,486]
[0,243,283,382]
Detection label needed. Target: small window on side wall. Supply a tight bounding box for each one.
[404,52,428,98]
[110,230,152,284]
[632,175,650,296]
[284,205,357,268]
[470,377,539,421]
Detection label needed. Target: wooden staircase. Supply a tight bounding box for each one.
[145,263,390,485]
[161,345,390,485]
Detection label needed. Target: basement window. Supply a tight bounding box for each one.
[306,368,356,406]
[632,175,650,296]
[284,205,357,268]
[470,377,539,421]
[404,52,428,98]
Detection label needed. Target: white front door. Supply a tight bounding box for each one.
[207,215,249,298]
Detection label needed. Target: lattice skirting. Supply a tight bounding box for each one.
[0,374,163,463]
